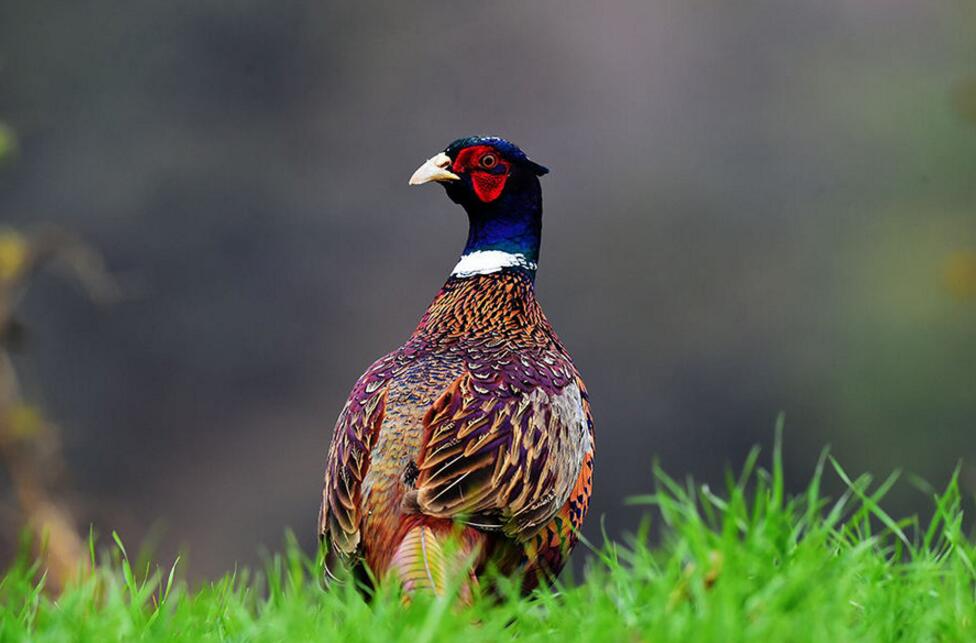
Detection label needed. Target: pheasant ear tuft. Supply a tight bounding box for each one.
[527,160,549,177]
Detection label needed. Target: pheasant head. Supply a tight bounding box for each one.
[409,136,550,278]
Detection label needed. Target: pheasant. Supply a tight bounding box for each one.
[318,136,594,598]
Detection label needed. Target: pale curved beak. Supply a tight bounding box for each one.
[408,152,460,186]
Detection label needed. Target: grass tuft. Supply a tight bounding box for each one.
[2,442,975,641]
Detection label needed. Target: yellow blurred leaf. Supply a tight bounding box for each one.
[944,250,976,301]
[0,122,15,162]
[951,77,976,126]
[6,403,44,439]
[0,229,29,282]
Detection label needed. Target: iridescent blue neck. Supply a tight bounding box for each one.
[460,182,542,272]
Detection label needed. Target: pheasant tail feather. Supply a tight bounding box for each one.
[388,524,481,603]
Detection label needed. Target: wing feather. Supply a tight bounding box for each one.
[414,364,591,541]
[319,358,392,558]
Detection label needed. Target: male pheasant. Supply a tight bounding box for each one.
[318,136,594,598]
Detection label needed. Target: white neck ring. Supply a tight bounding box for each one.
[451,250,537,278]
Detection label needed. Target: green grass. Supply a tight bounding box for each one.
[2,436,975,641]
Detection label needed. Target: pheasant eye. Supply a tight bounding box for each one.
[479,153,497,169]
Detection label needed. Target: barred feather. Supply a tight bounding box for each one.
[319,271,594,594]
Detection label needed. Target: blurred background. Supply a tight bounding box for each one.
[0,1,974,580]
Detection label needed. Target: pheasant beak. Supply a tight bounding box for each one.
[408,152,460,186]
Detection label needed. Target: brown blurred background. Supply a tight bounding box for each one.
[0,1,974,579]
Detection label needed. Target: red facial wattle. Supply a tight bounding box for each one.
[452,145,511,203]
[470,172,508,202]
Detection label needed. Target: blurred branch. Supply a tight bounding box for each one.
[0,226,120,592]
[0,225,120,308]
